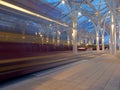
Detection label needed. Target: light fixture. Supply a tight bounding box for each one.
[0,0,68,27]
[88,19,91,22]
[61,0,65,4]
[78,12,82,16]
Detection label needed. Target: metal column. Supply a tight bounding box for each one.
[72,18,77,54]
[102,34,105,51]
[57,31,61,46]
[110,14,117,54]
[96,30,99,51]
[67,35,70,46]
[119,22,120,50]
[101,28,105,51]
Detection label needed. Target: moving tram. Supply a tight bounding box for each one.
[0,11,73,81]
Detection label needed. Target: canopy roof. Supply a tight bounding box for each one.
[0,0,120,44]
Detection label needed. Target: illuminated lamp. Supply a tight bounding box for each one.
[88,19,91,22]
[78,12,82,16]
[61,0,65,4]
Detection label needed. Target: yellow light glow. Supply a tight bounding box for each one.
[67,40,70,45]
[111,24,114,31]
[86,43,88,46]
[111,15,114,23]
[46,38,49,42]
[81,40,83,44]
[40,35,42,37]
[57,40,60,45]
[96,37,99,40]
[57,31,61,35]
[0,0,68,27]
[118,6,120,12]
[53,39,55,43]
[72,32,74,37]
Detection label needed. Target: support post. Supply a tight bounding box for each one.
[52,36,55,44]
[67,35,70,46]
[118,0,120,50]
[57,31,61,46]
[72,18,77,54]
[109,38,112,53]
[119,22,120,50]
[102,32,105,51]
[96,30,99,51]
[85,38,88,44]
[110,14,117,54]
[92,39,94,44]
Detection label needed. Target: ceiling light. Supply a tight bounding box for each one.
[61,0,65,4]
[88,19,91,22]
[78,12,82,16]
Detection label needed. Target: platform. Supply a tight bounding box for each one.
[1,51,120,90]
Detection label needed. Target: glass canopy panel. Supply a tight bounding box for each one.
[78,20,95,33]
[106,18,111,24]
[92,0,107,11]
[73,0,84,3]
[61,15,71,23]
[41,0,61,5]
[56,3,69,14]
[91,0,101,10]
[100,4,107,10]
[77,16,88,24]
[104,35,109,44]
[87,27,95,32]
[84,23,94,32]
[81,4,94,12]
[100,7,109,15]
